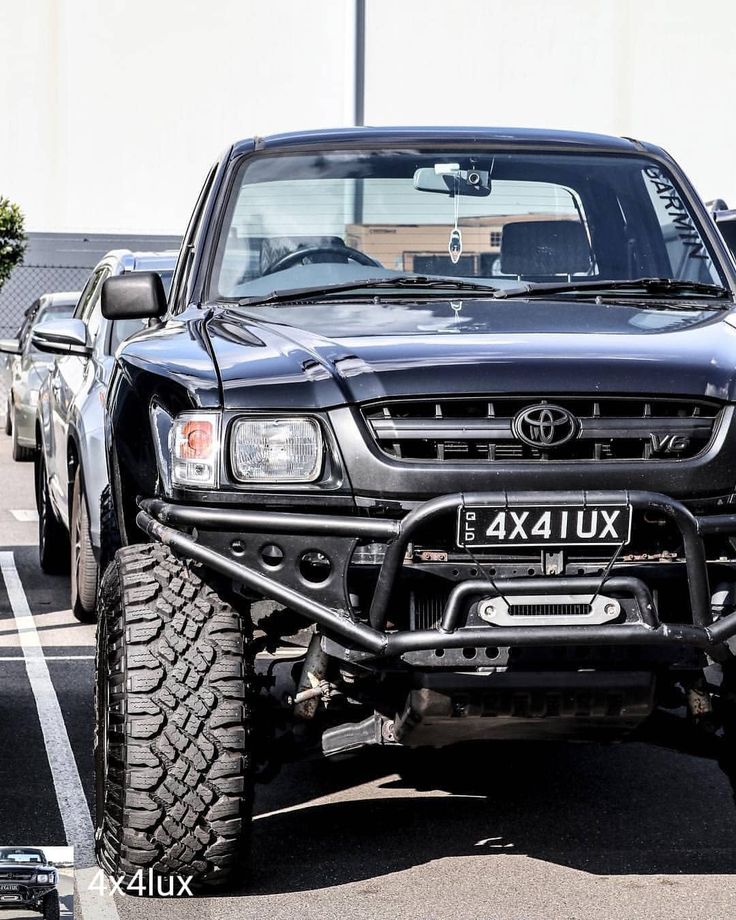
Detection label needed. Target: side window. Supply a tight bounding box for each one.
[74,269,104,320]
[18,299,40,350]
[170,164,218,313]
[718,219,736,261]
[86,302,103,345]
[72,266,110,347]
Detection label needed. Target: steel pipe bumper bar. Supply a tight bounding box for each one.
[137,490,736,659]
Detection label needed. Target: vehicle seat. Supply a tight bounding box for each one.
[499,220,592,278]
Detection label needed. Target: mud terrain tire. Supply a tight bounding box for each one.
[95,543,254,888]
[43,890,60,920]
[99,484,121,576]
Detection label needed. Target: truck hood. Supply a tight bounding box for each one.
[207,298,736,409]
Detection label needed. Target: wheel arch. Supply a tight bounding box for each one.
[106,373,161,547]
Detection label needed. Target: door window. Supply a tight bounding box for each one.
[76,267,110,344]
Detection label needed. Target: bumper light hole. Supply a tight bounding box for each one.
[260,543,284,568]
[462,647,477,660]
[230,539,246,557]
[485,646,500,660]
[435,648,445,658]
[299,550,332,584]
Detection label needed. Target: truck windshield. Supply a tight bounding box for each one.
[0,849,45,863]
[211,149,726,301]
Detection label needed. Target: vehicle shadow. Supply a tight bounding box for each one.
[60,889,74,918]
[239,740,736,896]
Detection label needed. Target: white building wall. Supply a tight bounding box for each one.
[1,0,735,235]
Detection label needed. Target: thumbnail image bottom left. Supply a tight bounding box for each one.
[0,846,73,920]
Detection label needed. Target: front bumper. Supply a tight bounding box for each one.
[0,885,54,907]
[137,490,736,660]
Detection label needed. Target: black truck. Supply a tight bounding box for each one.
[0,849,59,919]
[92,127,736,887]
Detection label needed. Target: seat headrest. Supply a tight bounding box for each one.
[500,220,591,276]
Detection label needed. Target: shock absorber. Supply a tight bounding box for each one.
[293,633,330,719]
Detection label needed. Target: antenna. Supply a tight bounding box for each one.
[354,0,365,127]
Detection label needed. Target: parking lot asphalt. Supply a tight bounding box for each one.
[1,436,736,919]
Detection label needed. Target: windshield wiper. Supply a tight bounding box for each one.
[231,275,501,307]
[494,277,733,302]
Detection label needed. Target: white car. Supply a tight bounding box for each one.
[0,292,79,460]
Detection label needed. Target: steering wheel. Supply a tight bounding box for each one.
[261,245,382,276]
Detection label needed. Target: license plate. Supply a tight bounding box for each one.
[457,503,632,548]
[0,885,18,892]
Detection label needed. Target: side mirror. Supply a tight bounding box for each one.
[707,198,730,213]
[101,272,167,320]
[31,318,91,356]
[0,338,21,355]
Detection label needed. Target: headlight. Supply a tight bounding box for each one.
[36,874,49,883]
[171,412,220,488]
[230,417,323,483]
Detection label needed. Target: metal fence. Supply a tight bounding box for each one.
[0,262,92,424]
[0,262,91,336]
[0,231,181,429]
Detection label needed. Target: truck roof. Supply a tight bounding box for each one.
[231,126,652,158]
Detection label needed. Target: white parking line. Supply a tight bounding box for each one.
[0,551,120,920]
[0,551,94,861]
[0,655,95,661]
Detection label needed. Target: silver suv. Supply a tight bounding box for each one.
[33,249,177,621]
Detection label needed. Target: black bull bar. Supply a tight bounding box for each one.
[137,491,736,659]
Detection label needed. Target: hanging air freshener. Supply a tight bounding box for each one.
[448,228,462,264]
[448,176,462,264]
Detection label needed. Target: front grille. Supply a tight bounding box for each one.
[0,871,32,882]
[410,588,449,631]
[363,396,721,462]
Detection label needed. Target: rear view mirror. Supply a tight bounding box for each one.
[101,272,167,321]
[0,338,21,355]
[413,163,491,197]
[31,318,91,356]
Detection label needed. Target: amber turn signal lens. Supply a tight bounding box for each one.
[171,412,220,489]
[181,420,213,459]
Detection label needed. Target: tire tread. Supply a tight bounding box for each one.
[96,543,253,887]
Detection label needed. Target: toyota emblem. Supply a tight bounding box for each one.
[513,404,579,448]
